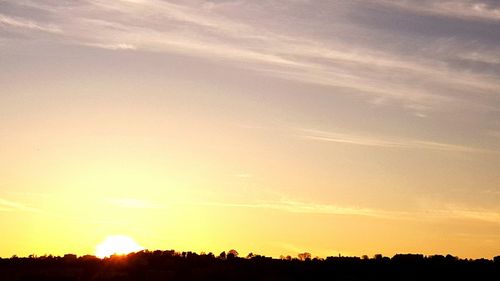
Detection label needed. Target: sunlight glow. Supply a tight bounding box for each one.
[95,235,144,258]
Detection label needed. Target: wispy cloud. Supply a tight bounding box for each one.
[193,197,500,224]
[380,0,500,22]
[1,0,499,113]
[480,189,500,195]
[431,206,500,224]
[488,131,500,139]
[193,199,389,218]
[0,198,42,213]
[296,128,495,154]
[108,197,163,209]
[235,173,253,179]
[457,50,500,65]
[0,13,62,33]
[84,42,137,50]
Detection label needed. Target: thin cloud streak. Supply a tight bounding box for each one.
[380,0,500,22]
[432,207,500,224]
[83,42,137,50]
[296,128,496,154]
[193,199,500,224]
[0,198,42,213]
[488,131,500,139]
[0,13,62,33]
[108,197,163,209]
[191,200,392,218]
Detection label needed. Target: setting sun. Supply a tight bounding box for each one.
[95,235,144,258]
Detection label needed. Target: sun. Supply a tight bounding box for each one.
[95,235,144,258]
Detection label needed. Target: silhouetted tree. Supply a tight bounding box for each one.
[1,250,499,281]
[227,249,239,259]
[494,255,500,264]
[218,251,226,260]
[298,252,311,261]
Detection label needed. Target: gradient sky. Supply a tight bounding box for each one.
[1,0,500,259]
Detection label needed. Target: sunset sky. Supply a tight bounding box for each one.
[1,0,500,259]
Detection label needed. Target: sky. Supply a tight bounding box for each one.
[1,0,500,259]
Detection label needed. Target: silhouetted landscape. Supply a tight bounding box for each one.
[1,250,499,281]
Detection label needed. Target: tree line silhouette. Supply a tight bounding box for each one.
[1,250,499,280]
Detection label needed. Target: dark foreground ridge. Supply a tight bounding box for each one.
[1,251,499,281]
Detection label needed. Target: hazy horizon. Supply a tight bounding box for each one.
[1,0,500,259]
